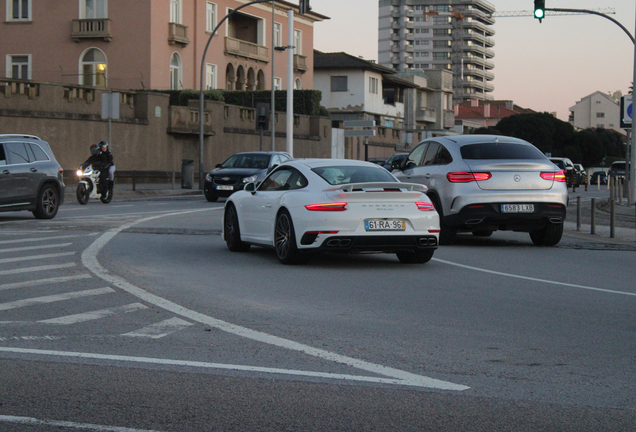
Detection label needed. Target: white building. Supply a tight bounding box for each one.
[569,91,626,136]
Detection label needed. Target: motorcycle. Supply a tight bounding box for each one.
[76,163,113,204]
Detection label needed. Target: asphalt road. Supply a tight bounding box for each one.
[0,195,635,431]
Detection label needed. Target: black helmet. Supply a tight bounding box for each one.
[99,140,109,148]
[90,144,99,156]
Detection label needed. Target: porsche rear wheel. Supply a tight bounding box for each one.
[275,210,306,265]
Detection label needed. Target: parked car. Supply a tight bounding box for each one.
[548,157,577,187]
[0,134,65,219]
[383,153,408,172]
[204,151,292,202]
[590,171,608,185]
[393,135,568,246]
[367,158,387,166]
[223,159,439,264]
[573,164,587,185]
[608,161,627,179]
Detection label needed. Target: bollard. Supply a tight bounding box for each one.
[618,178,623,204]
[132,170,136,192]
[172,170,176,190]
[610,198,615,239]
[627,178,632,207]
[591,198,596,235]
[576,196,581,231]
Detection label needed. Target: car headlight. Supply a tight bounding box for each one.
[205,173,212,182]
[242,175,258,184]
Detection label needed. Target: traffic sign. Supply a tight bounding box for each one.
[343,120,375,128]
[620,95,632,129]
[344,129,376,137]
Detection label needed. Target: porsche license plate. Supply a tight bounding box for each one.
[501,204,534,213]
[216,185,233,191]
[365,219,406,231]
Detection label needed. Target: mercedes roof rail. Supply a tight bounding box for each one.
[0,134,42,140]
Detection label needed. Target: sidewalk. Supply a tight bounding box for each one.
[64,181,203,201]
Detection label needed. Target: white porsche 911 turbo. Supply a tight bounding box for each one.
[223,159,440,265]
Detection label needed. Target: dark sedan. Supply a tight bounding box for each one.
[204,151,292,202]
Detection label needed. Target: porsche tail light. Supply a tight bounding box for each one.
[415,202,435,211]
[541,171,566,182]
[447,172,492,183]
[305,202,347,211]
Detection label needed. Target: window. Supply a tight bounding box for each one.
[433,52,450,60]
[170,53,182,90]
[293,29,302,55]
[80,48,107,86]
[369,77,379,94]
[7,0,30,20]
[294,78,302,90]
[206,64,217,90]
[274,77,282,90]
[274,22,282,47]
[80,0,107,19]
[206,2,216,32]
[6,54,30,80]
[596,112,605,118]
[259,168,307,191]
[331,76,347,92]
[170,0,181,23]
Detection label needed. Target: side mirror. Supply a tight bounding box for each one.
[215,163,222,168]
[245,182,256,193]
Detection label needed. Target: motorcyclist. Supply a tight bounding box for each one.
[83,141,115,194]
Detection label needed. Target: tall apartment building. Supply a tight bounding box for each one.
[378,0,495,104]
[1,0,325,91]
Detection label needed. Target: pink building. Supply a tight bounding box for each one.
[1,0,326,91]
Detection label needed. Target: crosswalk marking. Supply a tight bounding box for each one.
[0,274,92,292]
[0,243,72,254]
[122,317,193,339]
[0,263,76,276]
[39,303,148,325]
[0,287,114,311]
[0,233,98,245]
[0,252,75,264]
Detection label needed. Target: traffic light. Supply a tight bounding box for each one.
[534,0,545,22]
[299,0,311,15]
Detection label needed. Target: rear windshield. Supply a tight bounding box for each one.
[460,143,545,160]
[221,154,270,169]
[611,162,626,170]
[312,166,397,185]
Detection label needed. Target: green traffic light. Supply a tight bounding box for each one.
[534,9,545,19]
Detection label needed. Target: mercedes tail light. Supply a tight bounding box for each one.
[541,172,566,182]
[305,202,347,211]
[446,172,492,183]
[415,202,435,211]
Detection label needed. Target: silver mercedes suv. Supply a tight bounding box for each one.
[0,134,65,219]
[393,135,568,246]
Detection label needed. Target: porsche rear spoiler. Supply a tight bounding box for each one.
[324,182,428,193]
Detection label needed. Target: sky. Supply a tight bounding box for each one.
[311,0,636,121]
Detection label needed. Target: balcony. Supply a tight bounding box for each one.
[71,19,112,42]
[225,37,269,63]
[293,54,307,72]
[416,107,436,123]
[168,22,189,46]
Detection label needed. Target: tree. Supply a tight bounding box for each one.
[495,112,576,156]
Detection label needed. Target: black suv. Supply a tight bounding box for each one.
[549,157,577,188]
[204,151,292,202]
[0,134,65,219]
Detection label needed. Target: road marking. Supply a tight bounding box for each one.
[0,287,114,311]
[40,303,148,325]
[0,347,450,388]
[0,415,164,432]
[122,317,193,339]
[0,335,62,341]
[0,274,92,292]
[433,258,636,297]
[0,233,98,245]
[81,209,469,391]
[0,251,75,264]
[0,242,72,254]
[0,262,76,276]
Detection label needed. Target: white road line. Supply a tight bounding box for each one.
[0,414,164,432]
[0,233,98,245]
[40,303,148,325]
[122,317,193,339]
[433,258,636,297]
[0,274,92,292]
[0,251,75,264]
[0,347,444,388]
[81,208,469,391]
[0,262,76,276]
[0,287,114,311]
[0,242,72,254]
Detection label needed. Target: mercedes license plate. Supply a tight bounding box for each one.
[216,185,233,191]
[501,204,534,213]
[365,219,406,231]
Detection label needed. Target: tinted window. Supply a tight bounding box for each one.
[611,162,626,170]
[5,142,31,164]
[221,153,270,169]
[461,143,545,160]
[403,143,427,170]
[259,168,307,191]
[435,145,453,165]
[313,165,397,185]
[30,144,50,161]
[421,142,441,166]
[0,144,6,166]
